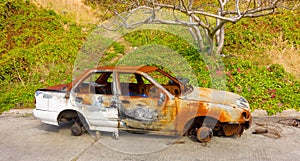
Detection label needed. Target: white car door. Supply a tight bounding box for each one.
[70,71,119,132]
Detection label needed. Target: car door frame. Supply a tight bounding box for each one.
[70,69,119,133]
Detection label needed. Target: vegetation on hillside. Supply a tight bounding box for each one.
[0,0,299,115]
[223,11,300,114]
[122,30,300,115]
[224,11,300,78]
[0,0,86,112]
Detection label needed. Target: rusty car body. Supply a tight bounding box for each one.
[34,66,252,142]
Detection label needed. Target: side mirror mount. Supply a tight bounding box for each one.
[65,92,70,99]
[176,77,190,85]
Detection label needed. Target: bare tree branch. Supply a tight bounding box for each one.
[92,0,298,55]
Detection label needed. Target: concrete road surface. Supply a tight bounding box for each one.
[0,112,299,161]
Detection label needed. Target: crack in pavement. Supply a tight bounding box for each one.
[70,137,99,161]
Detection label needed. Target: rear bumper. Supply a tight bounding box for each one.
[33,109,59,126]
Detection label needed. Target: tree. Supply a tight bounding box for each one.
[85,0,299,55]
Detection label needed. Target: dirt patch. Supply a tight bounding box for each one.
[30,0,99,24]
[266,34,300,79]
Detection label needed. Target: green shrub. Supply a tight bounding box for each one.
[224,58,300,114]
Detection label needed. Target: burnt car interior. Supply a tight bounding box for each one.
[74,72,112,95]
[75,70,183,98]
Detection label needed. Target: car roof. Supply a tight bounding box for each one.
[94,66,159,73]
[66,66,160,91]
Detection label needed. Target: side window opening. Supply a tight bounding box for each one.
[75,72,113,95]
[146,70,181,96]
[147,71,170,85]
[119,73,140,96]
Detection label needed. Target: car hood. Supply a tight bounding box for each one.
[181,87,249,109]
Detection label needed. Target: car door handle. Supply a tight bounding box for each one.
[75,97,83,103]
[43,94,52,98]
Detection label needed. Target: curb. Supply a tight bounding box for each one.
[252,109,300,118]
[1,109,33,117]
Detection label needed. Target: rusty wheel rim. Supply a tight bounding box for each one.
[196,126,212,142]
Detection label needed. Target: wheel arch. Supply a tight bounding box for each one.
[181,116,220,135]
[57,109,88,126]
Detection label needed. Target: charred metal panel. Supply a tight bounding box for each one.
[71,93,118,128]
[182,87,246,107]
[174,98,251,135]
[118,96,177,132]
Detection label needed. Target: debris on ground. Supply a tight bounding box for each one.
[253,127,268,134]
[278,119,299,127]
[166,139,185,145]
[252,122,282,138]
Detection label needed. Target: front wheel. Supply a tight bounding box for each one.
[196,126,213,142]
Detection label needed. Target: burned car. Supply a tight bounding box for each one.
[34,66,252,142]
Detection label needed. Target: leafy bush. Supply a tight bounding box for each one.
[224,58,300,114]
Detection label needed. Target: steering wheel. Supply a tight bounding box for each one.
[148,86,160,98]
